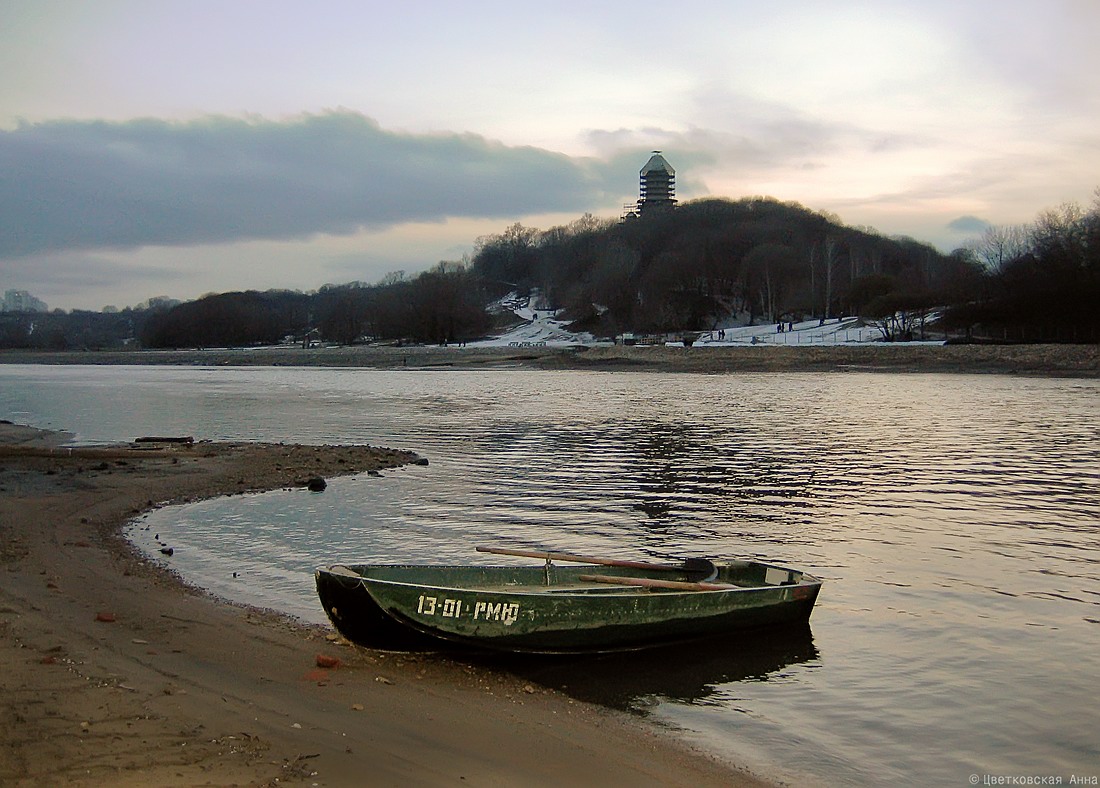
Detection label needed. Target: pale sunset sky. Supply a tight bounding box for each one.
[2,0,1097,310]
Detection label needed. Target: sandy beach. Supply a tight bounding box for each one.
[1,341,1098,376]
[0,423,765,787]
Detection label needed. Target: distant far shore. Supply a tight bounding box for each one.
[1,342,1098,376]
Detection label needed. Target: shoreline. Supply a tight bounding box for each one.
[0,342,1097,376]
[0,424,766,787]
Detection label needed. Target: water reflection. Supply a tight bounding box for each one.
[485,622,819,713]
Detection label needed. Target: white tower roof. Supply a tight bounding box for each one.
[640,151,675,176]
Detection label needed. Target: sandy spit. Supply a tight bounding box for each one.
[0,424,766,787]
[1,342,1097,376]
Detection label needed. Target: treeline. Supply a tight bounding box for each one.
[141,290,312,348]
[140,263,494,348]
[0,296,183,351]
[0,265,495,350]
[948,196,1100,342]
[3,193,1096,350]
[0,306,153,350]
[309,264,493,346]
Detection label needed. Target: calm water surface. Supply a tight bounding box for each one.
[2,364,1098,786]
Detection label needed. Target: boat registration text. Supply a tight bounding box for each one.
[416,595,520,625]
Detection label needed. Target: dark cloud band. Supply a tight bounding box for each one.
[0,111,615,258]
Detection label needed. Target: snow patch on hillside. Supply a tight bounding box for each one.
[473,294,945,347]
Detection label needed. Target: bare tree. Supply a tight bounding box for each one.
[864,293,928,341]
[1029,202,1087,264]
[742,243,799,322]
[822,235,843,319]
[968,224,1030,273]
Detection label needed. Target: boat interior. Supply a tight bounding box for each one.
[325,559,812,594]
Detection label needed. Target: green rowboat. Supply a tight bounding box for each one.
[315,547,822,654]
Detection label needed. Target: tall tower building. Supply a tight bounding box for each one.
[638,151,676,215]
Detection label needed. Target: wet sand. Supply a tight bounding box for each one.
[0,423,765,787]
[1,341,1098,376]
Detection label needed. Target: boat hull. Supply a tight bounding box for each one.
[316,561,821,654]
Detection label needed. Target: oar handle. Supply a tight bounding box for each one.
[475,545,680,572]
[579,574,738,592]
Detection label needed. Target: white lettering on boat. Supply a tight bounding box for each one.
[474,601,520,624]
[416,595,518,625]
[442,598,462,617]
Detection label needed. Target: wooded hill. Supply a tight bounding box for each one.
[3,194,1097,349]
[471,198,976,338]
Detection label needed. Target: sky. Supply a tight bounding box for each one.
[2,0,1098,311]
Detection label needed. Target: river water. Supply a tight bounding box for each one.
[2,364,1098,786]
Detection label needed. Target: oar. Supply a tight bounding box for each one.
[579,573,738,592]
[475,545,717,579]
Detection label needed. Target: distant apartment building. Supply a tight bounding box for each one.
[2,289,48,313]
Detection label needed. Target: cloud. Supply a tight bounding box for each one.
[946,215,990,234]
[0,110,623,259]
